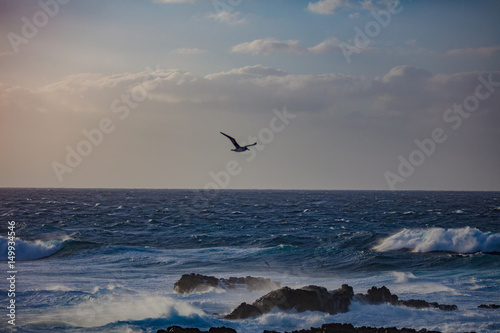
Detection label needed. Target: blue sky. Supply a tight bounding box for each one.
[1,0,499,190]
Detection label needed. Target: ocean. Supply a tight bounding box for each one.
[1,189,499,333]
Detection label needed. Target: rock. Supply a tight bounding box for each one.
[270,322,441,333]
[400,299,431,309]
[399,299,457,311]
[358,286,399,305]
[355,286,457,311]
[320,323,356,332]
[225,284,353,319]
[478,303,500,309]
[208,328,237,333]
[161,326,201,333]
[158,327,236,333]
[158,323,442,333]
[224,302,262,320]
[174,274,220,294]
[174,273,280,294]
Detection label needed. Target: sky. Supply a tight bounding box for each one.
[0,0,499,190]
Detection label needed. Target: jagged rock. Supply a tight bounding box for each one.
[208,328,237,333]
[174,273,280,294]
[174,274,220,294]
[158,327,236,333]
[158,322,442,333]
[278,322,441,333]
[357,286,399,305]
[399,299,457,311]
[224,302,262,320]
[478,303,500,309]
[355,286,457,311]
[159,326,200,333]
[225,284,354,319]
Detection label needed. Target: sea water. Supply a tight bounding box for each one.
[0,189,499,333]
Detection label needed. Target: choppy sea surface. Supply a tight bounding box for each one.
[1,189,499,333]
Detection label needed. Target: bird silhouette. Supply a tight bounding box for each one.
[220,132,257,152]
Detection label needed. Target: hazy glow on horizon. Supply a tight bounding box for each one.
[0,0,499,190]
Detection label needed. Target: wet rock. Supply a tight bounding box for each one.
[356,286,399,305]
[281,322,441,333]
[355,286,457,311]
[225,284,354,319]
[224,302,262,320]
[158,322,442,333]
[399,299,457,311]
[478,303,500,309]
[174,273,280,294]
[158,326,236,333]
[174,274,220,294]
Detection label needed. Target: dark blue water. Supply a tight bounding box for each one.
[1,189,499,332]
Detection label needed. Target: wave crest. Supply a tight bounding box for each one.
[0,237,66,261]
[373,227,500,253]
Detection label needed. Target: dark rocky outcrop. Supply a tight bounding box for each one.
[355,286,457,311]
[356,286,398,305]
[478,303,500,309]
[158,323,441,333]
[225,284,354,319]
[158,326,236,333]
[226,285,456,320]
[267,322,441,333]
[400,300,457,311]
[174,273,280,294]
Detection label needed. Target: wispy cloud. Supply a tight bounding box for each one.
[446,46,500,58]
[206,11,247,25]
[308,0,401,15]
[308,0,346,14]
[307,37,343,54]
[231,37,348,55]
[231,38,302,55]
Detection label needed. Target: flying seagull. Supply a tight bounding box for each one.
[220,132,257,152]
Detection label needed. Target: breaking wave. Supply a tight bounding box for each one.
[0,236,66,261]
[373,227,500,253]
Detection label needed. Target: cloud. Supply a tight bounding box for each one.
[2,65,499,189]
[231,37,349,55]
[308,0,401,15]
[307,37,343,54]
[308,0,346,14]
[205,65,288,80]
[170,48,207,55]
[231,38,302,55]
[446,46,500,58]
[206,11,247,25]
[6,65,498,120]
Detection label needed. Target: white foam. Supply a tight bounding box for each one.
[391,271,417,283]
[373,227,500,253]
[30,295,206,328]
[0,236,66,261]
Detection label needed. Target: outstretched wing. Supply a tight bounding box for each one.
[220,132,241,148]
[243,142,257,148]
